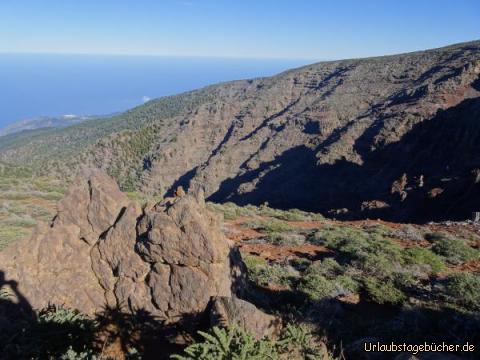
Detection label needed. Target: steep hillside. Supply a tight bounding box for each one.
[1,41,479,222]
[0,115,98,137]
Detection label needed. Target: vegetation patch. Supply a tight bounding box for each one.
[443,272,480,311]
[363,278,407,305]
[430,235,479,265]
[172,324,332,360]
[0,175,62,251]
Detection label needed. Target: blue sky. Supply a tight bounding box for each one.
[0,0,478,60]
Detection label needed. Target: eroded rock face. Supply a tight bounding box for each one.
[0,170,275,334]
[210,296,281,339]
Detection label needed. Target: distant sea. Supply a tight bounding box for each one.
[0,54,311,129]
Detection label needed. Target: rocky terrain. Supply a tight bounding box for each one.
[1,40,480,359]
[1,172,479,359]
[0,170,277,333]
[0,41,479,223]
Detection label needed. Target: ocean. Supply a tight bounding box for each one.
[0,54,311,128]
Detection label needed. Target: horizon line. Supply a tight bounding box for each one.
[0,50,321,62]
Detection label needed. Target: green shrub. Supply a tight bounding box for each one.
[0,305,97,359]
[402,247,445,274]
[425,231,449,242]
[171,324,328,360]
[444,273,480,311]
[242,254,268,268]
[170,326,277,360]
[304,258,344,278]
[298,274,336,301]
[431,238,479,265]
[309,225,402,264]
[252,264,298,288]
[363,278,406,305]
[290,257,312,271]
[335,275,361,294]
[206,202,258,220]
[358,253,398,279]
[265,232,305,246]
[242,254,297,288]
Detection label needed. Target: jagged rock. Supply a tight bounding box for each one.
[209,296,281,339]
[0,222,105,314]
[428,187,445,198]
[0,170,276,336]
[54,169,131,245]
[360,200,390,211]
[391,173,408,196]
[175,186,186,197]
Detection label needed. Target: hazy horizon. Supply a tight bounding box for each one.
[0,54,311,128]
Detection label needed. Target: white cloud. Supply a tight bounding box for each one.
[142,96,151,103]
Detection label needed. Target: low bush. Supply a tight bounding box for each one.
[444,273,480,311]
[253,264,298,288]
[171,324,329,360]
[402,247,445,274]
[431,237,479,265]
[309,225,401,263]
[265,232,305,246]
[0,305,97,359]
[298,260,360,301]
[242,254,297,289]
[246,219,294,233]
[298,273,336,301]
[207,202,258,220]
[304,258,344,278]
[363,278,407,305]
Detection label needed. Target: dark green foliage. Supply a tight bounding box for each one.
[310,225,402,263]
[171,324,329,360]
[298,260,359,301]
[402,247,445,274]
[0,305,97,359]
[170,326,278,360]
[298,274,336,301]
[444,273,480,310]
[206,202,324,222]
[428,233,479,264]
[363,278,407,305]
[266,232,305,246]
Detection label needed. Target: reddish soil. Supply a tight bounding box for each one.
[449,260,480,273]
[393,238,431,249]
[240,243,331,262]
[284,220,324,229]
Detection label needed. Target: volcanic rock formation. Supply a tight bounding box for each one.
[0,170,277,335]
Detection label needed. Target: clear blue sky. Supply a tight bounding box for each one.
[0,0,479,59]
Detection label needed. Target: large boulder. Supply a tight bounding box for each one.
[0,170,277,335]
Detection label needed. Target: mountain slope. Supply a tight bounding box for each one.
[1,40,479,222]
[0,115,97,137]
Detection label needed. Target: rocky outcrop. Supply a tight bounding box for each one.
[209,296,281,339]
[0,170,277,335]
